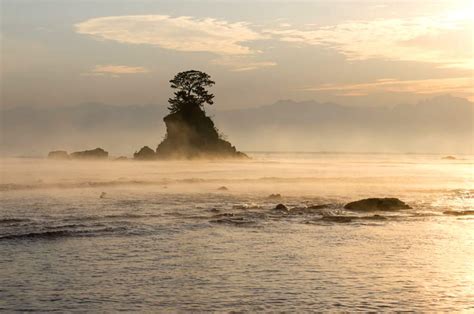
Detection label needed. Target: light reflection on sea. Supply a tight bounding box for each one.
[0,153,473,311]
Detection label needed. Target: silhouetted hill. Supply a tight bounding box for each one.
[1,95,472,156]
[211,95,473,154]
[0,103,168,156]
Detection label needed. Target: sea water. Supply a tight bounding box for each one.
[0,153,473,311]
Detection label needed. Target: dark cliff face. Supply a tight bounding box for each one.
[155,107,247,159]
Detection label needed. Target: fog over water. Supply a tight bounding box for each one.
[1,153,473,311]
[2,95,473,156]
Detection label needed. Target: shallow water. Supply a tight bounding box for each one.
[0,153,473,311]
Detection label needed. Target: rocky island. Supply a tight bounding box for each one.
[138,70,247,160]
[48,148,108,160]
[48,70,247,161]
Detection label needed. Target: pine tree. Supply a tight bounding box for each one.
[167,70,215,114]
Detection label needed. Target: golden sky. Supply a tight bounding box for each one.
[1,0,473,107]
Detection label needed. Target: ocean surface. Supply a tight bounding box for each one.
[0,153,473,311]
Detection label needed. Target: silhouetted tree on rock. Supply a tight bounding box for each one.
[156,70,247,159]
[168,70,215,113]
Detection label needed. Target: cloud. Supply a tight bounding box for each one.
[75,9,471,72]
[76,15,273,71]
[82,65,150,77]
[211,56,276,71]
[76,15,264,56]
[303,77,474,100]
[266,9,473,70]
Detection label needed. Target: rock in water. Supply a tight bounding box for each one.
[321,216,353,223]
[48,150,70,160]
[155,108,247,159]
[344,198,411,211]
[443,210,474,216]
[70,148,108,160]
[155,70,247,159]
[442,156,456,160]
[134,146,156,160]
[273,203,289,211]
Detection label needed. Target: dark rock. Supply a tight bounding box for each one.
[289,206,329,215]
[100,192,107,199]
[288,207,306,215]
[344,198,411,211]
[273,203,288,211]
[320,214,388,223]
[47,150,69,160]
[133,146,156,160]
[217,186,229,191]
[209,217,254,226]
[443,210,474,216]
[364,214,387,220]
[442,156,456,160]
[321,216,353,223]
[70,148,108,160]
[212,213,234,218]
[155,108,248,159]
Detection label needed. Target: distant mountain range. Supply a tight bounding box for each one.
[1,95,472,156]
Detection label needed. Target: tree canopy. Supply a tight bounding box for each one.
[168,70,215,114]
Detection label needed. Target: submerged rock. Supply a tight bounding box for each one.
[443,210,474,216]
[70,148,108,160]
[100,192,107,199]
[217,186,229,191]
[364,214,388,220]
[442,156,456,160]
[321,216,353,223]
[289,205,333,215]
[212,213,234,218]
[320,214,388,223]
[344,198,411,211]
[47,150,69,160]
[209,217,255,226]
[133,146,156,160]
[273,203,289,212]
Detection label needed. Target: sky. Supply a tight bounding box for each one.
[1,0,473,109]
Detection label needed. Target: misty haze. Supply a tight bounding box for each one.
[1,95,472,156]
[1,0,473,312]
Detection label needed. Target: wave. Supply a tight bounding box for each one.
[0,226,127,241]
[62,213,162,222]
[0,180,166,191]
[0,218,31,224]
[0,175,434,191]
[443,210,474,216]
